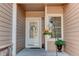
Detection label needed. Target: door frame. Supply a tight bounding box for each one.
[25,17,42,48]
[45,14,63,51]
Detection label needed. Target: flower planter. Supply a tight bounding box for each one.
[45,35,51,39]
[57,45,62,52]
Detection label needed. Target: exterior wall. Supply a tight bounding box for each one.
[64,4,79,55]
[47,5,63,14]
[0,3,13,55]
[16,5,25,52]
[47,41,56,51]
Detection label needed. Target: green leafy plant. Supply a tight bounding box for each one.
[43,32,52,35]
[55,38,64,52]
[55,38,64,46]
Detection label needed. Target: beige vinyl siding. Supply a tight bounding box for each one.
[47,41,56,51]
[0,3,12,48]
[0,4,13,56]
[26,11,44,17]
[16,5,25,52]
[64,4,79,56]
[47,5,63,14]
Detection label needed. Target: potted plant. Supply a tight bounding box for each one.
[43,29,52,39]
[55,38,64,52]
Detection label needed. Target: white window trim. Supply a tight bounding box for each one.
[45,14,64,51]
[47,14,64,39]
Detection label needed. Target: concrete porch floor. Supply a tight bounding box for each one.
[16,48,69,56]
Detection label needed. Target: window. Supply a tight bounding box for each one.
[48,17,61,38]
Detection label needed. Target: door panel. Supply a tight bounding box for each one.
[26,17,42,48]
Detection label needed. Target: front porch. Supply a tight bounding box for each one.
[0,3,79,56]
[16,48,69,56]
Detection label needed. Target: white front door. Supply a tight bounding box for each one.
[25,17,42,48]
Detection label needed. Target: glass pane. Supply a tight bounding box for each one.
[29,22,38,39]
[49,17,61,38]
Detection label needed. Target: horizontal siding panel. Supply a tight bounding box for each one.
[64,4,79,15]
[64,18,79,26]
[0,37,12,41]
[26,11,44,17]
[64,27,79,32]
[64,3,79,55]
[64,32,79,36]
[0,26,11,31]
[0,11,12,20]
[65,45,79,55]
[65,43,79,53]
[0,17,12,24]
[0,8,12,17]
[47,5,63,14]
[0,4,12,13]
[0,19,12,25]
[0,21,11,28]
[3,4,12,10]
[65,41,79,46]
[0,40,11,46]
[16,5,25,52]
[0,32,12,36]
[64,6,79,18]
[0,3,12,54]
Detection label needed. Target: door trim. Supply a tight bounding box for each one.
[25,17,42,48]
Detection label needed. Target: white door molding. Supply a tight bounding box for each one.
[25,17,42,48]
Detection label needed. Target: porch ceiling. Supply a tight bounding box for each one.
[18,3,65,11]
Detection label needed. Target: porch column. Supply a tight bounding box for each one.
[12,3,17,56]
[45,4,49,51]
